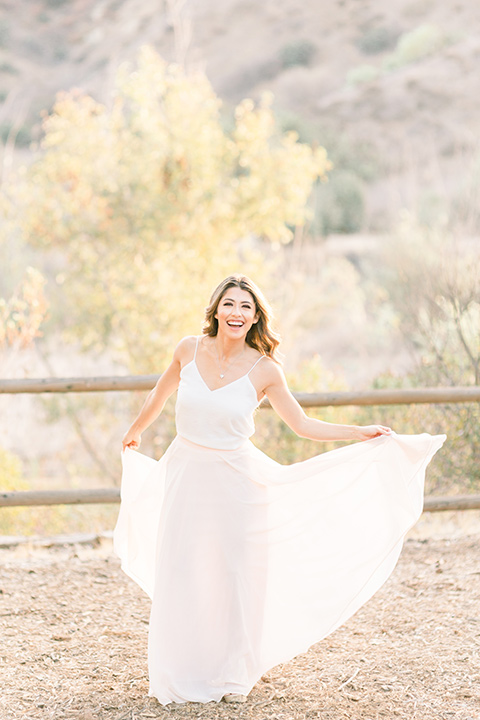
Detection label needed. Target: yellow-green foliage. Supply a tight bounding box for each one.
[258,353,479,495]
[0,445,28,535]
[384,24,451,71]
[0,267,48,349]
[0,445,24,492]
[346,64,380,87]
[356,379,480,496]
[10,47,329,374]
[0,444,119,536]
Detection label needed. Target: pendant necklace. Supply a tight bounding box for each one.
[214,340,245,379]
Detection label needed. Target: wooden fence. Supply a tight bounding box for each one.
[2,375,480,406]
[1,376,480,513]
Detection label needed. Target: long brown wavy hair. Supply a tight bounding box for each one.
[203,275,281,361]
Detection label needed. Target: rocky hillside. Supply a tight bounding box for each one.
[1,0,480,229]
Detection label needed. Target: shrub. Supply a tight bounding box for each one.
[0,21,9,48]
[275,115,380,183]
[357,375,480,495]
[0,446,28,536]
[313,169,366,235]
[53,46,68,64]
[0,61,18,74]
[371,218,480,493]
[356,25,399,55]
[0,123,32,147]
[0,438,119,537]
[384,24,450,71]
[346,63,380,86]
[280,40,316,69]
[276,111,317,145]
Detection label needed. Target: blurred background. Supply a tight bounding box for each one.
[1,0,479,537]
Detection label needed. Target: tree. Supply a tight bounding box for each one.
[12,47,329,373]
[384,215,480,386]
[0,266,49,534]
[0,266,48,358]
[377,215,480,492]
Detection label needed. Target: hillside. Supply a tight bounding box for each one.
[1,0,480,227]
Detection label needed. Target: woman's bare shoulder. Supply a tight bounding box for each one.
[256,355,285,383]
[173,335,198,363]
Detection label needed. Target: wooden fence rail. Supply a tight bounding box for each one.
[2,376,480,514]
[1,376,480,407]
[1,488,479,512]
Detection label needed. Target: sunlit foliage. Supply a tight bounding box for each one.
[15,47,329,372]
[0,267,48,350]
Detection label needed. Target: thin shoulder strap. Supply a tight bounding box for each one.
[247,354,266,375]
[193,336,200,361]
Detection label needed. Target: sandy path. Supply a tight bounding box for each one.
[1,526,479,720]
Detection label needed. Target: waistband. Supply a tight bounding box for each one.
[175,434,249,453]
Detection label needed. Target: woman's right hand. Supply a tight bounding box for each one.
[122,429,141,452]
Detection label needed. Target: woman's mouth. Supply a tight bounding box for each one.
[227,321,244,328]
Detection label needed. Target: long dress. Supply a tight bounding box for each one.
[114,342,446,705]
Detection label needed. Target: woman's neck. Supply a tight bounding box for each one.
[213,333,246,360]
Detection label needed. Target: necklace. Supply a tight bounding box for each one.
[213,340,245,378]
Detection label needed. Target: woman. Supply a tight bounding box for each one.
[115,274,445,706]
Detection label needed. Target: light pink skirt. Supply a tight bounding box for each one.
[114,432,445,704]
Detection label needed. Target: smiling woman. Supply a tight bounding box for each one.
[203,274,281,364]
[205,285,261,380]
[114,273,446,706]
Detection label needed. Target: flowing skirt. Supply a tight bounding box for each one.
[114,432,445,705]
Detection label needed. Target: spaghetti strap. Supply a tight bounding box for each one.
[247,355,266,375]
[193,336,200,362]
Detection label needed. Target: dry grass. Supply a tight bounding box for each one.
[1,525,479,720]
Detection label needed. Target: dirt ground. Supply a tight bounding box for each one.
[1,516,479,720]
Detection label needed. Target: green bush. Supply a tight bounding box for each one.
[53,46,68,64]
[346,64,380,86]
[356,26,399,55]
[257,355,478,496]
[276,114,380,184]
[0,123,32,147]
[280,40,316,69]
[357,373,480,496]
[384,24,450,71]
[0,61,18,74]
[0,21,9,48]
[313,169,366,235]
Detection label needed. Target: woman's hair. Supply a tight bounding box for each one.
[203,274,281,361]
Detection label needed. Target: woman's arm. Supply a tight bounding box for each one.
[262,362,391,442]
[122,337,193,450]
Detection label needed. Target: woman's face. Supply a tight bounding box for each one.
[215,286,259,339]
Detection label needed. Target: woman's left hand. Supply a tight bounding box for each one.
[356,425,393,440]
